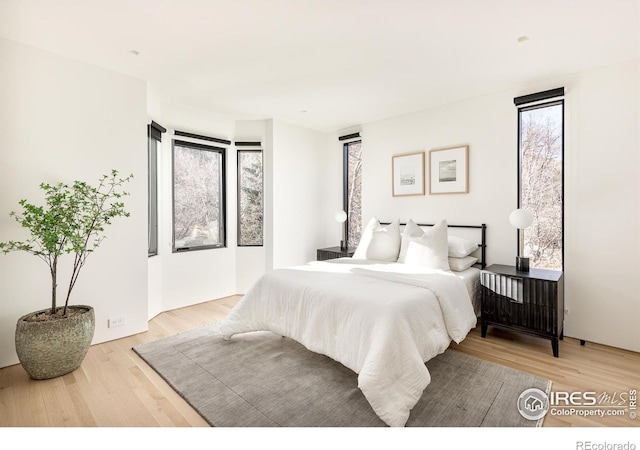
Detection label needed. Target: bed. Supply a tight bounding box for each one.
[218,219,486,427]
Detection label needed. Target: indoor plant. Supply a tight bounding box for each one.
[0,170,133,379]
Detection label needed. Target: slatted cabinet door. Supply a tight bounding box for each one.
[481,264,564,357]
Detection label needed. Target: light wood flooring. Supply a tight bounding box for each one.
[0,294,638,427]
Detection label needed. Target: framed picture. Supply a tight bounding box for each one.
[429,145,469,194]
[392,151,425,196]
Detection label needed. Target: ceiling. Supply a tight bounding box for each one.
[1,0,638,133]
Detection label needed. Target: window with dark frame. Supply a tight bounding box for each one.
[237,149,263,247]
[343,139,362,248]
[148,121,165,257]
[172,139,226,252]
[515,89,564,270]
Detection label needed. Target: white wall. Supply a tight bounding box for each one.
[271,120,327,268]
[344,59,640,353]
[563,60,639,352]
[359,94,515,265]
[0,39,148,368]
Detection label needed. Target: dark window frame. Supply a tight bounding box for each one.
[516,97,565,270]
[237,149,264,247]
[147,121,165,257]
[171,139,227,253]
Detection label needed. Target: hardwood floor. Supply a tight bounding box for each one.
[0,296,238,427]
[0,294,638,428]
[453,327,640,427]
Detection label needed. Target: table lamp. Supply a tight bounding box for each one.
[335,210,347,251]
[509,208,534,272]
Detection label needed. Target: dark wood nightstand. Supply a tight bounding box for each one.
[480,264,564,357]
[317,246,355,261]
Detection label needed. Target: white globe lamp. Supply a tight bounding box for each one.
[509,208,534,272]
[335,210,347,251]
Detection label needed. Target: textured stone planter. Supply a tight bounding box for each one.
[15,305,95,380]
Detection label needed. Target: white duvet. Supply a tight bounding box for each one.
[218,258,477,427]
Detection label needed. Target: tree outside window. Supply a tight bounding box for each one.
[344,140,362,248]
[172,140,225,251]
[518,101,563,270]
[238,150,263,246]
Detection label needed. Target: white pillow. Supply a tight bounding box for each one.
[352,217,380,259]
[353,218,401,261]
[353,217,378,259]
[398,218,424,263]
[448,256,478,272]
[448,236,479,258]
[403,219,450,271]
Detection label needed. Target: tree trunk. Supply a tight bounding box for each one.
[50,257,58,315]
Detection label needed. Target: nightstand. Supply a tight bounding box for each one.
[480,264,564,357]
[317,246,355,261]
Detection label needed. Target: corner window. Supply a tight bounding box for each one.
[172,139,226,252]
[516,91,564,270]
[237,149,263,246]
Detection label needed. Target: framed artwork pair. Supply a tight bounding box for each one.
[392,145,469,196]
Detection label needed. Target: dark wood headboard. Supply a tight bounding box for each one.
[380,222,487,269]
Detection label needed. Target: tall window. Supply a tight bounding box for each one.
[172,139,226,252]
[148,121,165,256]
[343,139,362,248]
[237,149,263,246]
[516,90,564,270]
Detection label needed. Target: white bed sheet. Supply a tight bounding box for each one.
[218,258,477,427]
[455,266,482,316]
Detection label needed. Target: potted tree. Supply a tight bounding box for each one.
[0,170,133,379]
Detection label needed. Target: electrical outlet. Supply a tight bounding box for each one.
[108,315,126,328]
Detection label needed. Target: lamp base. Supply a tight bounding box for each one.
[515,256,530,272]
[340,240,348,251]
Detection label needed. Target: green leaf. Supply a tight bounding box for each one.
[0,170,133,310]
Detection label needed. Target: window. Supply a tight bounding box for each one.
[343,139,362,248]
[516,89,564,270]
[237,149,263,246]
[148,121,165,256]
[172,139,226,252]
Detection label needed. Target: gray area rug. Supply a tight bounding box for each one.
[133,324,551,427]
